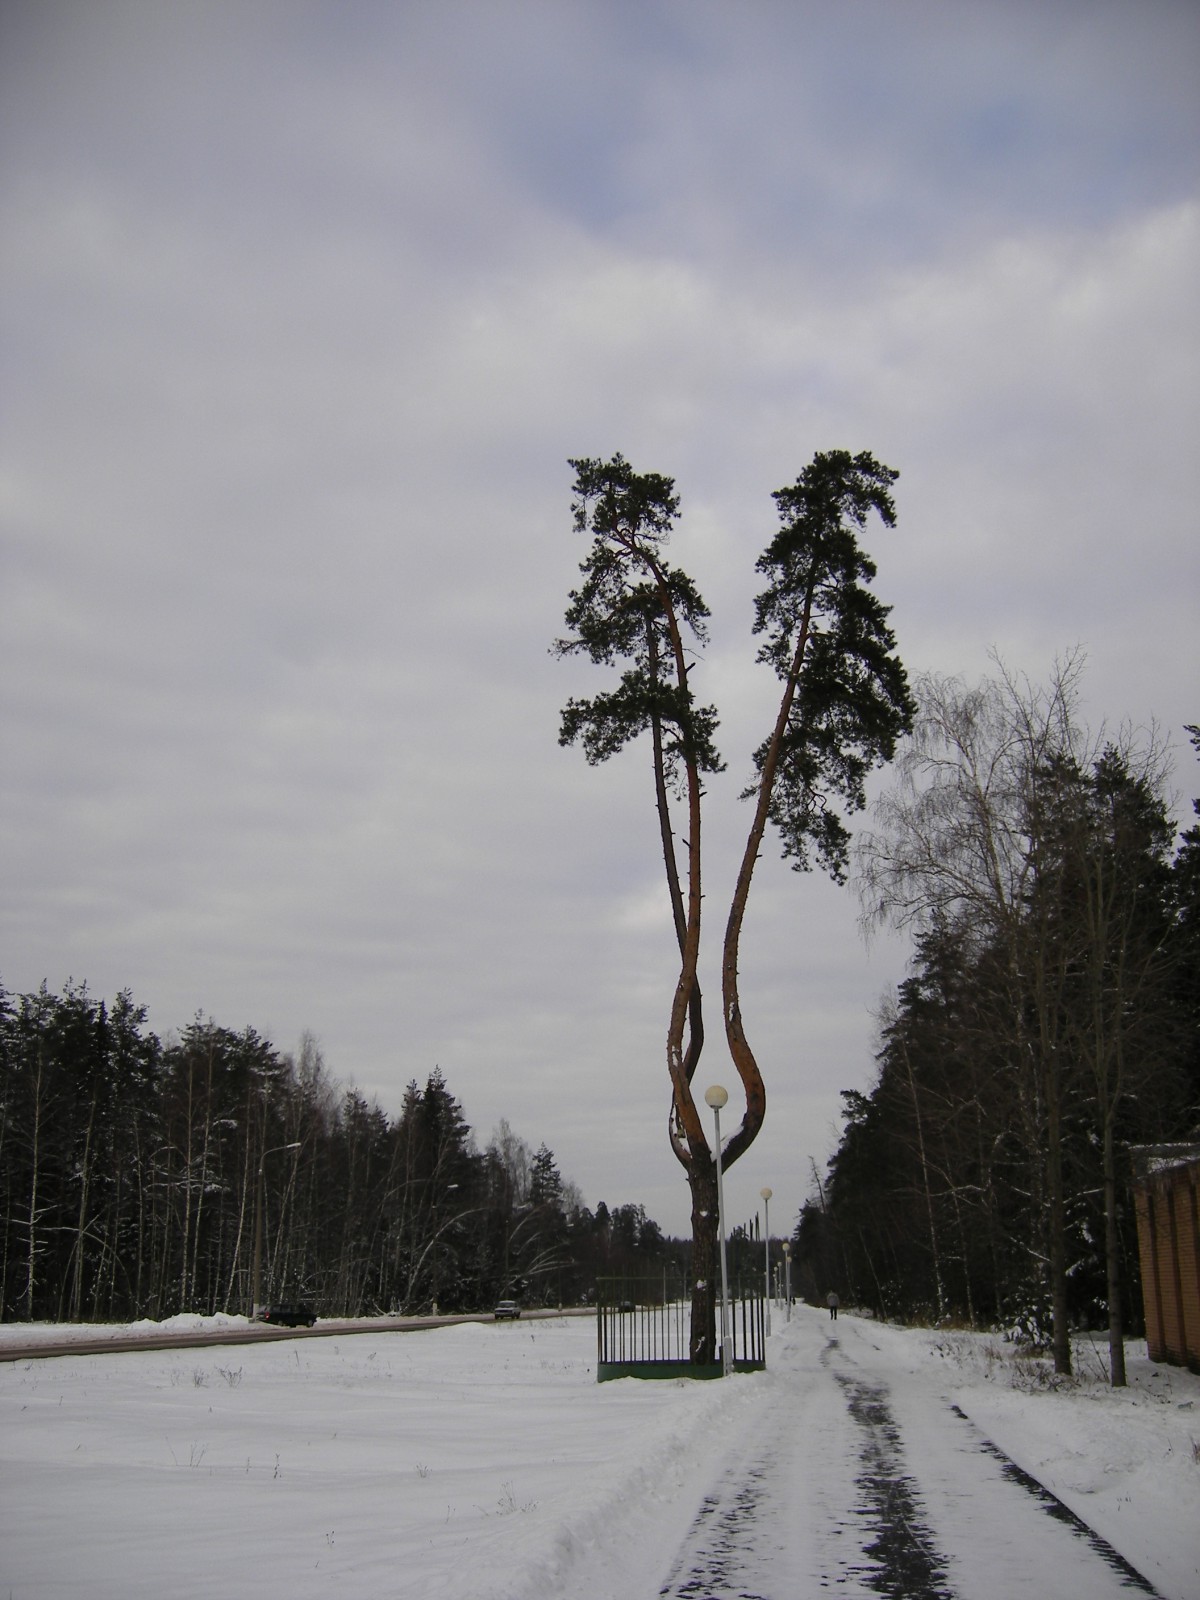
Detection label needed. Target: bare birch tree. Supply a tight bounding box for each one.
[858,655,1177,1379]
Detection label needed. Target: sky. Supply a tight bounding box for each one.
[2,0,1198,1239]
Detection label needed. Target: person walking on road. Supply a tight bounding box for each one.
[826,1291,839,1321]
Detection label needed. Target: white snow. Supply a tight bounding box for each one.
[1,1309,1196,1599]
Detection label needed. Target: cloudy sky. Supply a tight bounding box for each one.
[3,1,1197,1238]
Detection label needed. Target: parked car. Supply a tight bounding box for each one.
[255,1304,316,1328]
[493,1300,521,1321]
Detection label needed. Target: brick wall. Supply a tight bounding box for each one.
[1132,1148,1200,1373]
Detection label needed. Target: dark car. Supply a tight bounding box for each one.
[493,1300,521,1321]
[255,1304,316,1328]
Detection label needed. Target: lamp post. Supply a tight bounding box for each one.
[782,1240,792,1322]
[704,1085,732,1376]
[252,1140,301,1318]
[760,1186,773,1338]
[430,1182,459,1315]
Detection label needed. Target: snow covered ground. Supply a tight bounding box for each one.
[1,1307,1196,1599]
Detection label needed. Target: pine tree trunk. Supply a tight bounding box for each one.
[1047,1082,1072,1376]
[69,1092,98,1321]
[23,1041,46,1320]
[1104,1113,1127,1387]
[688,1161,719,1364]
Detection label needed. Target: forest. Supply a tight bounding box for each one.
[0,992,674,1324]
[793,665,1197,1380]
[3,663,1195,1364]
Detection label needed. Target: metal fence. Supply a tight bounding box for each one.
[595,1276,765,1381]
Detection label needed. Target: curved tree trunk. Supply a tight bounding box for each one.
[646,562,715,1362]
[649,646,705,1170]
[721,592,814,1169]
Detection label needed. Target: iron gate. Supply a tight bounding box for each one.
[595,1276,766,1381]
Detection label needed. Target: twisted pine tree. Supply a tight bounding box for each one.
[555,449,913,1364]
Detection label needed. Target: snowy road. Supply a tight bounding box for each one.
[2,1311,1193,1599]
[657,1316,1165,1600]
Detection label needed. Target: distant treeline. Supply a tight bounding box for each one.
[0,986,675,1323]
[794,676,1198,1359]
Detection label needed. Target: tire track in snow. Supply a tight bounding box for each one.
[657,1323,1169,1599]
[830,1331,1167,1600]
[829,1363,954,1598]
[658,1457,776,1600]
[658,1334,954,1598]
[947,1404,1164,1597]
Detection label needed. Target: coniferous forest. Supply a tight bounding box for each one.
[792,673,1198,1375]
[4,670,1196,1357]
[0,989,672,1324]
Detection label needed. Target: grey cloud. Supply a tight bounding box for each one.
[2,0,1197,1235]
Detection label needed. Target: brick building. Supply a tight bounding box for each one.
[1131,1144,1200,1372]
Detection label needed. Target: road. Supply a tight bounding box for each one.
[0,1304,591,1362]
[656,1313,1164,1600]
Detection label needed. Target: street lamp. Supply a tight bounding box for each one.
[782,1241,792,1322]
[252,1140,301,1318]
[431,1182,459,1315]
[760,1187,773,1338]
[704,1085,732,1376]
